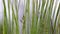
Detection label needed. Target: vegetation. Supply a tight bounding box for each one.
[0,0,60,34]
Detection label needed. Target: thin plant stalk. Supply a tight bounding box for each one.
[11,4,15,34]
[15,0,19,34]
[31,0,35,34]
[25,0,30,34]
[53,3,60,34]
[8,0,11,34]
[22,0,27,34]
[38,0,46,34]
[31,0,37,34]
[8,0,10,24]
[50,0,54,34]
[3,0,8,34]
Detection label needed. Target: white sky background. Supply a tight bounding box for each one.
[0,0,3,21]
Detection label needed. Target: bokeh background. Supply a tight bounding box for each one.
[0,0,60,34]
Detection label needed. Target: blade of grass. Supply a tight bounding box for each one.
[3,0,8,34]
[53,3,60,34]
[22,1,27,33]
[25,0,30,34]
[15,0,19,34]
[38,0,46,34]
[50,0,54,34]
[8,0,11,34]
[11,4,15,34]
[31,0,37,34]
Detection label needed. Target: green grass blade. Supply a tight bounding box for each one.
[3,0,8,34]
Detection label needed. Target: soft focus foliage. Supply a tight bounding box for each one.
[0,0,60,34]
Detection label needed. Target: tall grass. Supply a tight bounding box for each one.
[1,0,60,34]
[3,0,8,34]
[15,0,19,34]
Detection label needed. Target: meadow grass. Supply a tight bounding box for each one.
[1,0,60,34]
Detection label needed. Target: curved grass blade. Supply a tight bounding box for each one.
[3,0,8,34]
